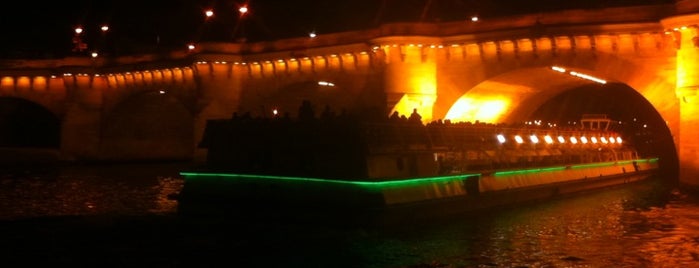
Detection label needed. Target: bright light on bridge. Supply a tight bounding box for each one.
[318,81,335,87]
[551,66,607,84]
[570,71,607,84]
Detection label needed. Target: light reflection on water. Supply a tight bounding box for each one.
[1,165,699,267]
[0,163,185,220]
[352,178,699,268]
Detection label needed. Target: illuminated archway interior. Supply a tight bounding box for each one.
[440,67,677,179]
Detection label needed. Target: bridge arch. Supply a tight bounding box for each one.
[100,90,195,160]
[0,97,60,148]
[441,66,678,179]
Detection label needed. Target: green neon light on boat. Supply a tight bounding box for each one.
[494,166,567,176]
[493,158,658,177]
[179,172,480,189]
[181,158,658,185]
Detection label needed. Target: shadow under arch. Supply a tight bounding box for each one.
[101,90,194,161]
[0,97,60,148]
[529,82,679,183]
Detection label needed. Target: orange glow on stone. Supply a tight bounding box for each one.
[445,97,510,123]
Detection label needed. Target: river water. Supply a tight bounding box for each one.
[1,163,698,267]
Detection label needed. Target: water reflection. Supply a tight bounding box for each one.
[1,166,698,267]
[0,163,184,220]
[352,178,698,268]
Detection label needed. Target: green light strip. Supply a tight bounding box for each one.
[493,166,567,176]
[179,172,480,188]
[181,158,659,186]
[493,158,658,177]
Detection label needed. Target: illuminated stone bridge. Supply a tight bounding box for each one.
[2,1,699,188]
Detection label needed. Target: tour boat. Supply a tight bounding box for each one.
[177,113,659,224]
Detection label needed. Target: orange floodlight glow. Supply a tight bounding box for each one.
[445,97,509,123]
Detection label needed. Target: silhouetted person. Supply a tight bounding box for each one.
[298,100,315,120]
[409,108,422,124]
[389,111,401,122]
[321,105,335,120]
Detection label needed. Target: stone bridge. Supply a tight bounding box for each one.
[2,1,699,188]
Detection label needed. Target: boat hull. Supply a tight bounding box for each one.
[177,158,659,225]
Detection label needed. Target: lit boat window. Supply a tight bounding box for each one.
[496,134,506,144]
[557,136,566,143]
[544,135,554,144]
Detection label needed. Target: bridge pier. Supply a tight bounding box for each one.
[380,39,440,122]
[663,12,699,190]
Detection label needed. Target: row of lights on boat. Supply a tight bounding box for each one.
[496,134,622,145]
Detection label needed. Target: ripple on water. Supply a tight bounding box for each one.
[0,164,185,221]
[1,169,698,267]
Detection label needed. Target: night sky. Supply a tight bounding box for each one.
[0,0,674,59]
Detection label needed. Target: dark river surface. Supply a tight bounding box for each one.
[0,162,698,267]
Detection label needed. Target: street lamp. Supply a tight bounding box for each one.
[72,24,109,56]
[233,5,250,42]
[238,6,249,16]
[72,26,87,52]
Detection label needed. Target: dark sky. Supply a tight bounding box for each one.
[0,0,675,59]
